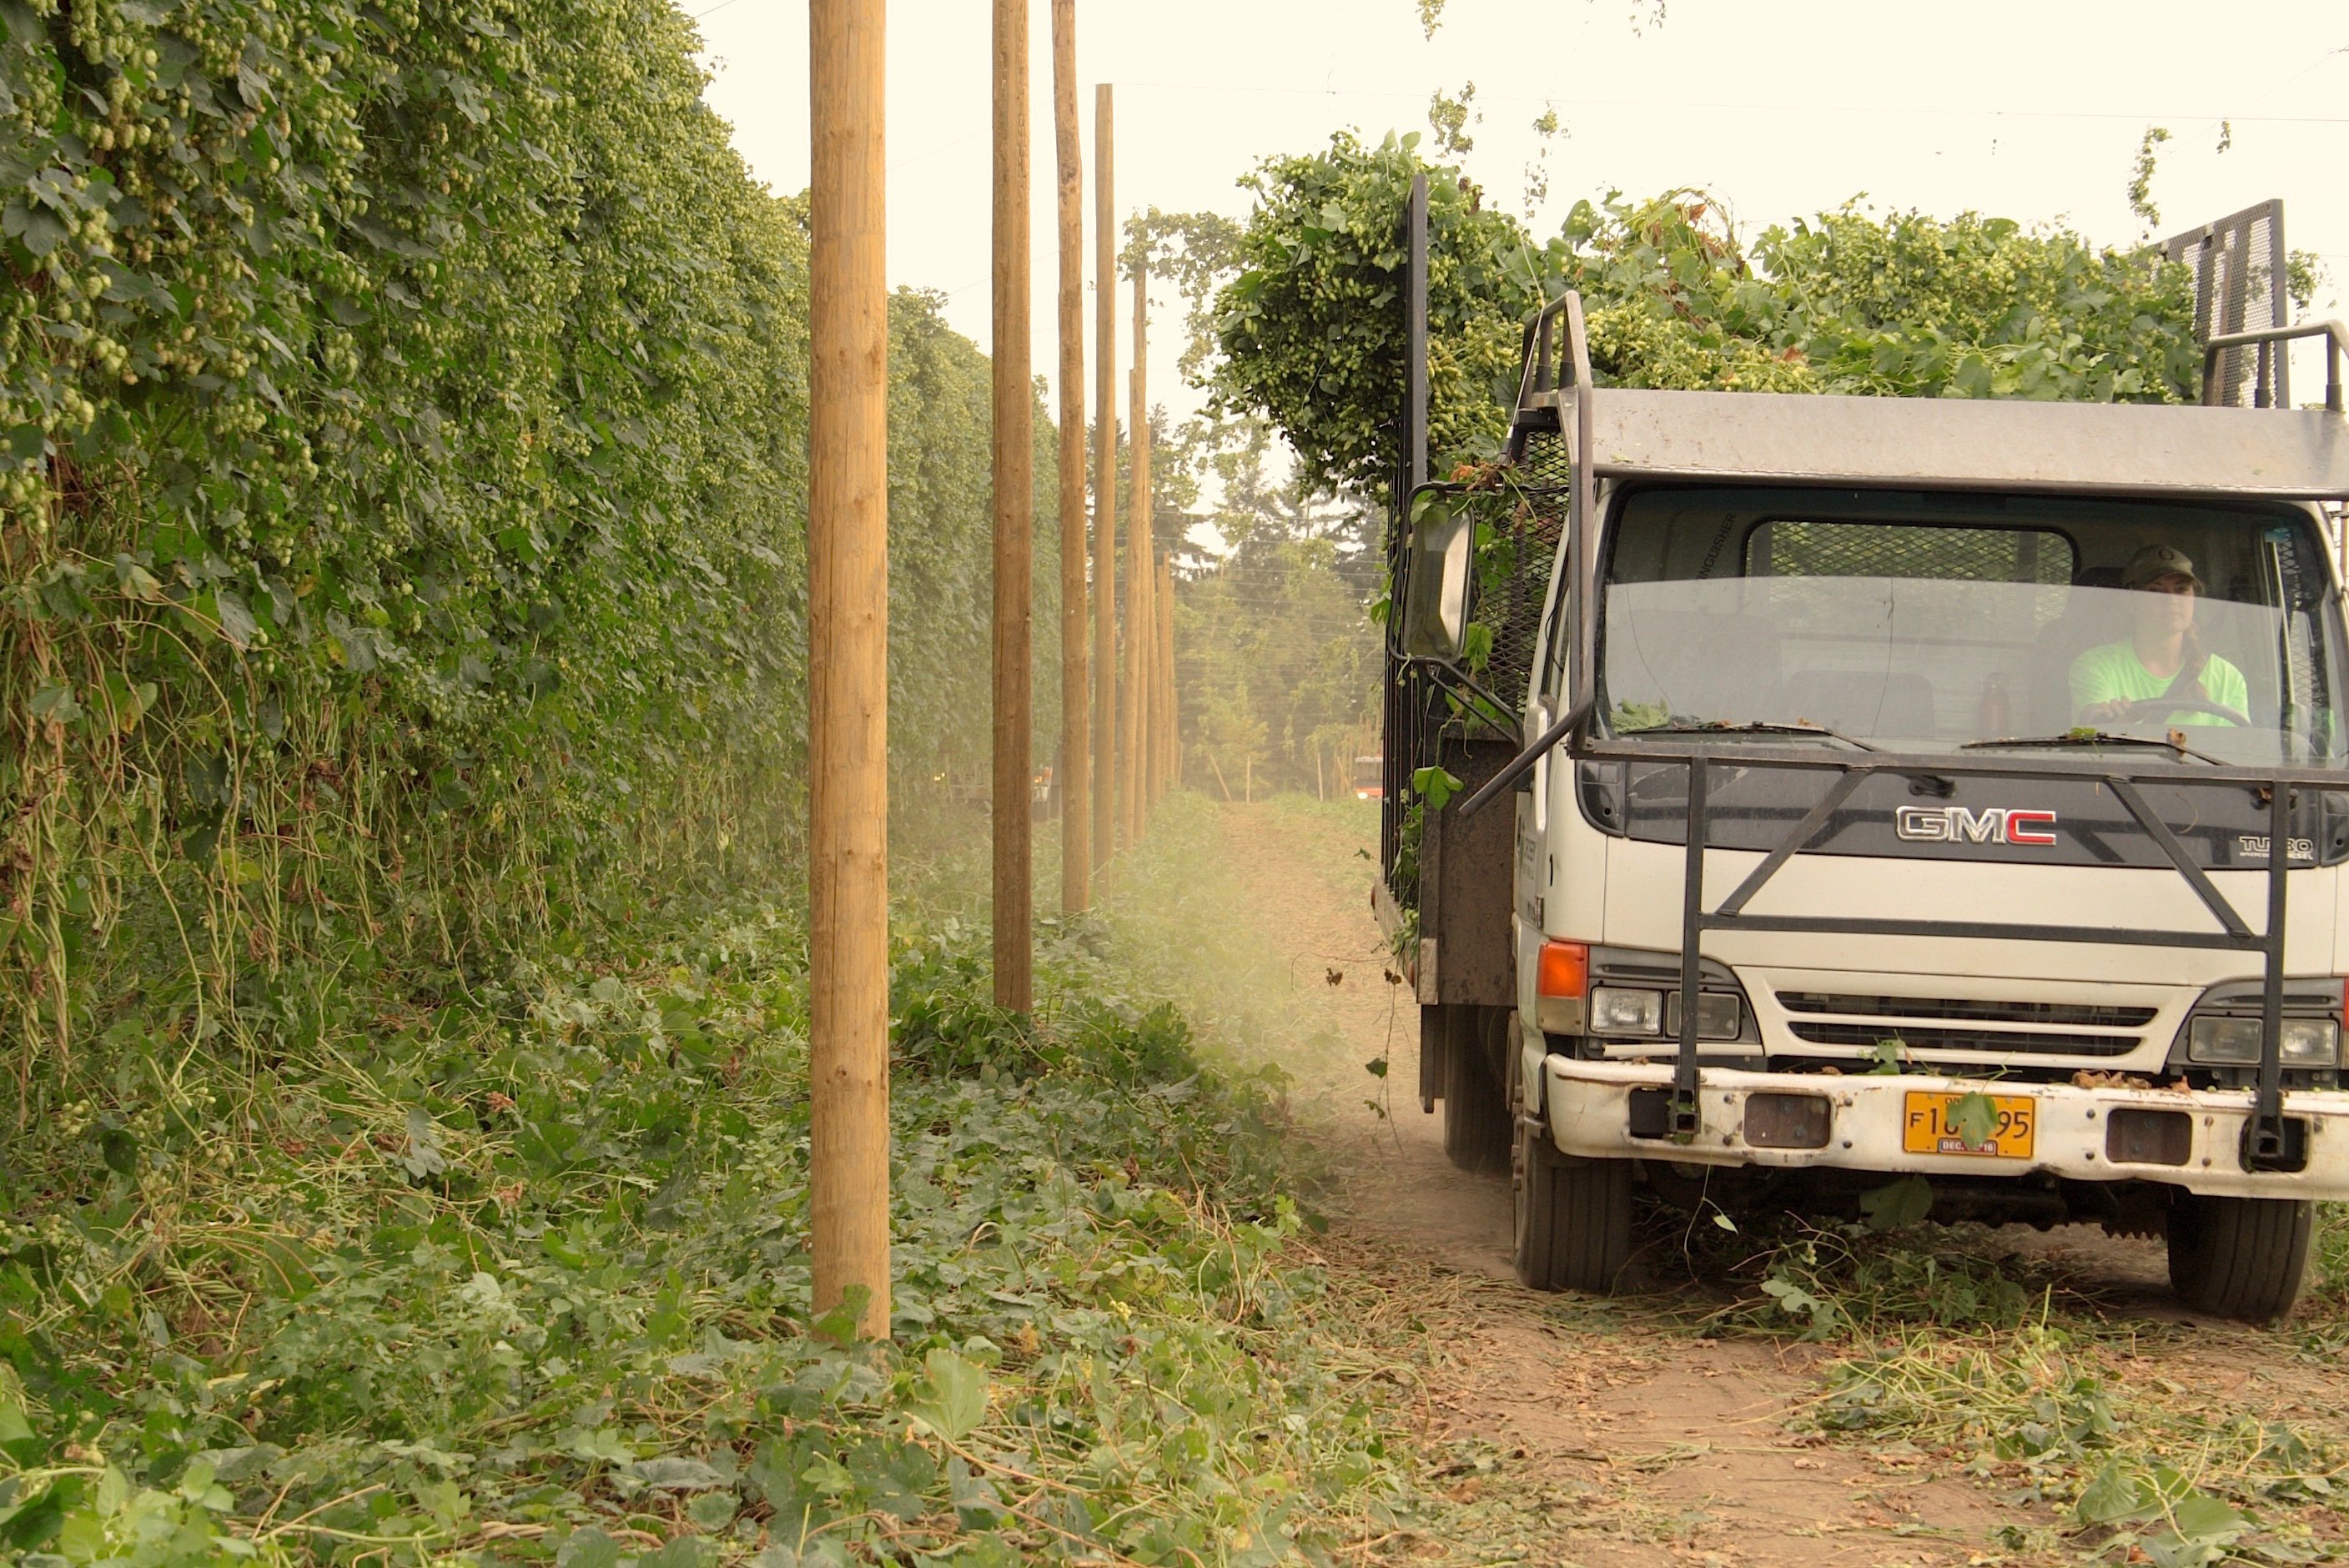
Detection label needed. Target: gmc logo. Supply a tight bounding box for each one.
[1894,806,2059,847]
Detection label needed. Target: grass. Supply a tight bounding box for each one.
[1255,796,1383,911]
[1683,1213,2349,1565]
[23,787,2349,1566]
[0,812,1450,1566]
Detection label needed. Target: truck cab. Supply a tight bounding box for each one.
[1388,295,2349,1320]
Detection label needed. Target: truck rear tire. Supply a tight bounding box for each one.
[1442,1007,1512,1173]
[2165,1191,2312,1321]
[1513,1116,1632,1293]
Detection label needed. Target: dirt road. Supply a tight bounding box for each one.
[1205,802,2067,1567]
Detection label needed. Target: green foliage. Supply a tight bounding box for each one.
[2129,124,2174,228]
[1210,138,2201,504]
[0,901,1415,1565]
[1124,208,1244,387]
[1426,81,1476,158]
[2,0,1056,1070]
[1410,765,1461,812]
[1211,131,1541,500]
[885,289,1062,787]
[1718,1219,2349,1566]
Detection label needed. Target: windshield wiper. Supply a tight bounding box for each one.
[1619,720,1879,752]
[1960,729,2224,766]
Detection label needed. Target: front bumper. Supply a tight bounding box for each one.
[1543,1057,2349,1199]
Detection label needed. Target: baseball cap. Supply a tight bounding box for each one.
[2122,544,2202,591]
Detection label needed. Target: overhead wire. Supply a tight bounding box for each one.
[1116,78,2349,129]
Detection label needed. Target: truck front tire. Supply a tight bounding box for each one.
[2166,1191,2312,1322]
[1441,1007,1512,1173]
[1513,1115,1632,1293]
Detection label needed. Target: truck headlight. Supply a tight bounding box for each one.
[1666,991,1743,1042]
[2187,1015,2341,1066]
[1589,987,1663,1036]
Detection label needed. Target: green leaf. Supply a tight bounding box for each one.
[28,682,80,725]
[0,3,43,46]
[1858,1174,1933,1231]
[1461,620,1494,674]
[212,589,258,650]
[2077,1460,2150,1525]
[622,1457,724,1493]
[400,1107,447,1179]
[797,1450,856,1498]
[112,555,163,601]
[556,1527,621,1568]
[908,1349,989,1443]
[2166,1490,2251,1540]
[1946,1090,1999,1152]
[1412,765,1463,812]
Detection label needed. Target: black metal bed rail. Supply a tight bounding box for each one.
[1573,735,2349,1168]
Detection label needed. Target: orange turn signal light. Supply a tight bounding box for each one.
[1537,940,1590,1000]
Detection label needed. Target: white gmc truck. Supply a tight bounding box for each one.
[1380,202,2349,1322]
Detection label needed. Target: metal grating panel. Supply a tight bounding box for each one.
[1480,427,1570,704]
[2163,200,2290,408]
[1750,520,2074,585]
[1381,432,1568,904]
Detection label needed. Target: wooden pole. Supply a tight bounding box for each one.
[1052,0,1088,912]
[1158,550,1176,799]
[990,0,1033,1011]
[1144,548,1163,807]
[1139,548,1158,807]
[1123,259,1149,845]
[1089,84,1117,875]
[1136,540,1158,812]
[807,0,890,1341]
[1169,556,1184,788]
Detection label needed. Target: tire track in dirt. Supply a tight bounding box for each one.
[1210,802,2030,1567]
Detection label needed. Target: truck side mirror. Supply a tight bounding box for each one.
[1401,501,1472,662]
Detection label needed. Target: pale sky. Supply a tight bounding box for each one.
[693,0,2349,435]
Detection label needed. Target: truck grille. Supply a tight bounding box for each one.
[1783,1022,2142,1058]
[1774,992,2154,1060]
[1776,993,2156,1028]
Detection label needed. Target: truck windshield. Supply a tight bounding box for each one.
[1598,486,2349,764]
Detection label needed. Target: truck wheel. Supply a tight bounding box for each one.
[1513,1115,1632,1293]
[2166,1192,2312,1322]
[1442,1007,1512,1173]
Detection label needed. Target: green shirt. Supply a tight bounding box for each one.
[2069,641,2251,726]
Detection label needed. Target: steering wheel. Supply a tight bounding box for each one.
[2115,697,2252,728]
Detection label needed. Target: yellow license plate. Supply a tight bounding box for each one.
[1901,1091,2036,1158]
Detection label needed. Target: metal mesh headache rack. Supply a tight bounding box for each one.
[2165,200,2291,410]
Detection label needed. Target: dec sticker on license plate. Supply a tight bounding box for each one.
[1902,1091,2036,1158]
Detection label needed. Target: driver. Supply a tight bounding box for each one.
[2069,545,2250,727]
